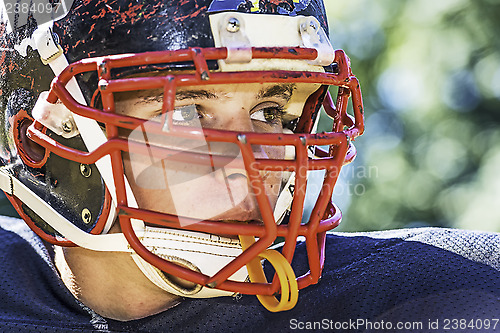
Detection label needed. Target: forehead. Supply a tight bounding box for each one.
[115,83,295,102]
[175,83,296,101]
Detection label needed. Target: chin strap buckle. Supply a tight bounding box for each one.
[35,27,64,65]
[239,235,299,312]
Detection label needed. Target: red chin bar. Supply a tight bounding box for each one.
[26,46,364,299]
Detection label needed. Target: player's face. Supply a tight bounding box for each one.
[115,83,295,225]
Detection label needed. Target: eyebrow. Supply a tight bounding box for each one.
[175,89,222,101]
[173,83,296,102]
[131,83,297,108]
[257,83,296,102]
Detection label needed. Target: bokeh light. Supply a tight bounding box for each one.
[326,0,500,232]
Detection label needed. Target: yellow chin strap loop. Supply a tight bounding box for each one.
[239,236,298,312]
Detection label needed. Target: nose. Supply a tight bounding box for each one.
[211,170,262,222]
[205,104,275,222]
[206,104,270,159]
[211,152,269,224]
[212,106,254,132]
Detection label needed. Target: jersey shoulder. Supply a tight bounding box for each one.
[0,217,102,332]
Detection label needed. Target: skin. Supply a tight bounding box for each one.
[119,83,293,223]
[55,82,298,321]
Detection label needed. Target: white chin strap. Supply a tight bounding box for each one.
[131,227,248,298]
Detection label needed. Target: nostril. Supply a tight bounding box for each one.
[226,172,247,180]
[214,168,249,186]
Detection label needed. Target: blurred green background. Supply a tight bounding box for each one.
[324,0,500,232]
[1,0,499,234]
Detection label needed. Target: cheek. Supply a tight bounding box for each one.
[122,153,173,211]
[122,143,285,219]
[261,146,285,206]
[252,120,283,134]
[260,149,285,201]
[264,172,283,198]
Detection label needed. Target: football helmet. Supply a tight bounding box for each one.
[0,0,364,311]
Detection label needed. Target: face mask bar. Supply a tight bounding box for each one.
[26,46,364,299]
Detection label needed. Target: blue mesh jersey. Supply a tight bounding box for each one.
[0,216,498,333]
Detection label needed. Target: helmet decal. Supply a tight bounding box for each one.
[207,0,327,36]
[208,0,311,15]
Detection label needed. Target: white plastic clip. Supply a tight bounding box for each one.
[299,17,334,66]
[218,13,252,64]
[32,91,79,139]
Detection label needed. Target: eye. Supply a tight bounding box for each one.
[172,104,202,125]
[250,102,285,125]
